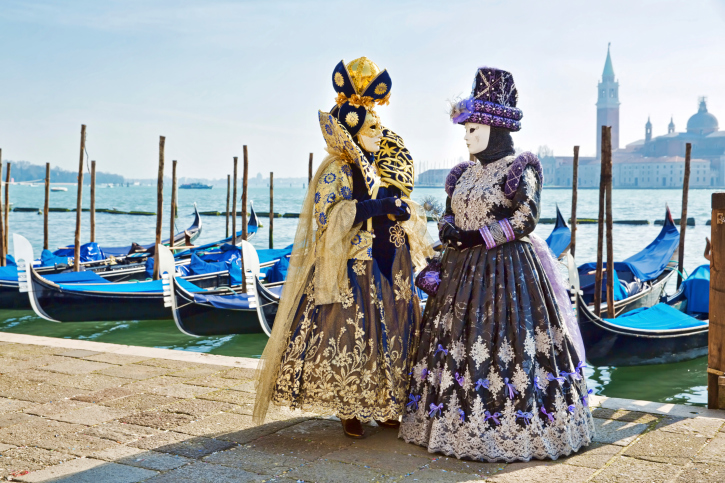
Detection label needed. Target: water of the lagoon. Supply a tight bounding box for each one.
[0,183,714,406]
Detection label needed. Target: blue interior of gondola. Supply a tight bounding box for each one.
[545,205,571,258]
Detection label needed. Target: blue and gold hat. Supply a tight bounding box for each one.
[331,57,392,136]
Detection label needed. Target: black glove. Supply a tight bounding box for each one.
[439,224,484,249]
[354,197,409,225]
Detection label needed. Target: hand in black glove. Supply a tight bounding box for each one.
[354,197,410,225]
[439,224,484,249]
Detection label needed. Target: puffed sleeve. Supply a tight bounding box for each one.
[478,166,541,249]
[313,161,354,235]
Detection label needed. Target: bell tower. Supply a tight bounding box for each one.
[596,43,620,155]
[645,117,652,142]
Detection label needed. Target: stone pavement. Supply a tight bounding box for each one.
[0,333,724,482]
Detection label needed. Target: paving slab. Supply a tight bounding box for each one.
[284,459,392,482]
[120,411,195,430]
[694,432,725,464]
[590,407,660,424]
[150,383,217,399]
[0,446,74,478]
[168,365,229,379]
[624,428,706,465]
[127,430,190,451]
[56,405,132,425]
[559,442,622,469]
[401,468,492,482]
[16,457,158,483]
[0,355,68,373]
[172,412,255,437]
[592,417,649,446]
[142,461,263,482]
[655,415,725,437]
[58,349,102,358]
[0,379,86,402]
[204,445,306,475]
[24,399,94,418]
[0,441,16,451]
[185,375,242,389]
[197,388,256,407]
[162,398,237,419]
[212,418,306,445]
[39,432,120,457]
[72,386,139,404]
[591,455,684,482]
[428,454,507,476]
[324,445,430,474]
[140,435,236,459]
[138,359,214,371]
[0,411,36,429]
[0,417,86,446]
[0,397,36,414]
[488,460,596,482]
[92,445,193,471]
[83,353,151,365]
[218,366,256,380]
[81,420,163,444]
[95,364,171,380]
[675,461,725,482]
[351,427,433,459]
[42,358,114,375]
[56,373,131,391]
[251,419,356,461]
[102,393,180,411]
[227,380,255,392]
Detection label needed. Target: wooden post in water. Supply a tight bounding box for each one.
[677,143,692,289]
[570,146,579,257]
[44,163,50,250]
[603,130,615,319]
[242,146,248,241]
[225,174,231,238]
[269,172,274,249]
[308,153,313,186]
[593,126,609,317]
[232,157,238,243]
[90,160,96,243]
[153,136,165,280]
[73,125,86,272]
[170,160,177,248]
[0,150,4,266]
[4,161,11,264]
[709,192,725,408]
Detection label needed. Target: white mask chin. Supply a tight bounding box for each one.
[359,133,382,153]
[463,123,491,154]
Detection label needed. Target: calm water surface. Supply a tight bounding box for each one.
[0,184,714,406]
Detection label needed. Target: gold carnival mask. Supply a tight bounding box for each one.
[357,111,383,153]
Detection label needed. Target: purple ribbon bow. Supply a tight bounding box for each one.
[582,389,594,407]
[458,409,465,422]
[534,376,545,391]
[420,368,429,381]
[407,394,421,410]
[546,372,566,385]
[575,361,587,379]
[516,410,533,425]
[455,372,465,386]
[560,370,575,382]
[475,378,490,390]
[434,344,448,357]
[484,410,501,425]
[568,405,576,414]
[541,407,556,423]
[429,403,443,417]
[503,378,518,399]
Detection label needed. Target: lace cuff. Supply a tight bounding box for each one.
[479,219,515,249]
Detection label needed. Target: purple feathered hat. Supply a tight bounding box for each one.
[450,67,523,131]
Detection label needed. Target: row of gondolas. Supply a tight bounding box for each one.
[5,202,710,367]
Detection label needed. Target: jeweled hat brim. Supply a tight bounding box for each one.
[450,97,522,131]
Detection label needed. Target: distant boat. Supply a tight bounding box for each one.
[50,187,67,192]
[179,183,212,190]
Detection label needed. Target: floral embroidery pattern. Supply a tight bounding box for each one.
[394,271,412,303]
[471,336,490,369]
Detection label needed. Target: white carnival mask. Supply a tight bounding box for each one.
[464,122,491,154]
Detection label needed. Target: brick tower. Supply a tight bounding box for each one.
[596,43,620,155]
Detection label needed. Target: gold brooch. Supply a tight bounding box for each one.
[334,72,345,87]
[345,112,359,127]
[395,198,402,207]
[374,82,388,95]
[389,223,406,248]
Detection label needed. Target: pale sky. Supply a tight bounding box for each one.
[1,0,724,179]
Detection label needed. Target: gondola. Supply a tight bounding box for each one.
[13,231,270,323]
[0,205,204,309]
[160,241,282,336]
[575,207,679,320]
[568,208,708,366]
[544,205,571,258]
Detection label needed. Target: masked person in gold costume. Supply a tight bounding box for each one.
[254,57,433,438]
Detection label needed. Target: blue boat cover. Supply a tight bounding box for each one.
[545,206,571,258]
[577,266,629,301]
[265,256,289,283]
[194,292,254,310]
[0,266,17,281]
[258,244,293,264]
[604,303,708,331]
[683,264,710,315]
[46,271,111,284]
[58,277,202,294]
[52,243,106,264]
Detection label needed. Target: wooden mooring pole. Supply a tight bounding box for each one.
[225,174,231,239]
[0,150,4,267]
[90,160,96,243]
[593,126,609,317]
[709,192,725,408]
[308,153,313,186]
[677,143,692,289]
[74,125,86,272]
[44,163,50,250]
[242,146,248,241]
[604,130,615,319]
[232,157,238,243]
[570,146,579,257]
[4,161,11,264]
[170,160,177,248]
[153,136,165,280]
[269,172,274,249]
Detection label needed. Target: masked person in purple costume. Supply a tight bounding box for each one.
[399,67,594,462]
